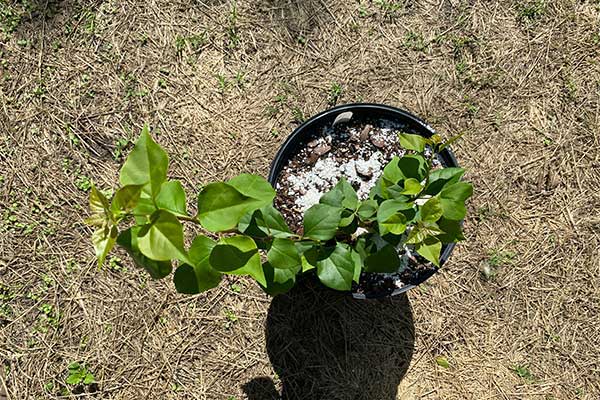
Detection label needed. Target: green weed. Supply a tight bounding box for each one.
[403,31,427,51]
[518,1,545,22]
[328,82,343,106]
[66,362,95,385]
[512,364,535,382]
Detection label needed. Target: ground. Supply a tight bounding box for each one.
[0,0,599,398]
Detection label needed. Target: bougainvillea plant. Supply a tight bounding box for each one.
[87,126,472,295]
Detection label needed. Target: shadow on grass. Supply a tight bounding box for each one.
[244,280,415,400]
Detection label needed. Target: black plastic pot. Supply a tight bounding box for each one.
[268,103,460,299]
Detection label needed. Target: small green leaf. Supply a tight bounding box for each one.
[401,178,422,195]
[110,184,143,214]
[92,225,118,267]
[398,132,427,152]
[420,197,443,222]
[303,204,342,241]
[414,236,442,266]
[379,214,407,235]
[137,210,188,262]
[68,362,81,372]
[439,182,473,220]
[438,132,465,151]
[357,199,378,221]
[227,174,276,202]
[119,126,168,198]
[436,356,450,368]
[377,199,414,235]
[117,227,172,279]
[316,244,355,291]
[83,372,95,385]
[210,236,266,286]
[239,205,293,238]
[198,182,272,232]
[66,374,81,385]
[320,178,359,210]
[89,184,111,218]
[425,167,465,195]
[173,235,221,294]
[351,250,362,283]
[155,181,188,217]
[406,221,444,244]
[363,244,401,273]
[268,238,302,270]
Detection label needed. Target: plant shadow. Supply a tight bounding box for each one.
[244,280,415,400]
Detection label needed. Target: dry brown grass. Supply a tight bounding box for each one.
[1,0,599,398]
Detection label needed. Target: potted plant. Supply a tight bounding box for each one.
[87,104,472,298]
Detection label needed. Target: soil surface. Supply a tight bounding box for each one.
[273,119,442,297]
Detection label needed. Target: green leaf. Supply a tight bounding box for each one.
[268,238,301,270]
[436,217,465,243]
[89,184,111,217]
[397,155,428,181]
[316,244,355,291]
[137,210,188,262]
[303,204,342,241]
[436,356,450,368]
[155,180,188,217]
[377,199,414,235]
[414,236,442,266]
[239,205,293,238]
[260,262,299,296]
[398,132,427,152]
[420,197,443,222]
[198,182,271,232]
[66,374,81,385]
[357,199,378,221]
[227,174,276,202]
[132,195,157,224]
[92,225,118,267]
[363,244,401,273]
[110,184,143,214]
[119,126,168,198]
[439,182,473,220]
[68,362,81,372]
[117,228,172,278]
[210,236,266,286]
[438,132,465,151]
[173,235,221,294]
[351,250,362,283]
[83,372,95,385]
[406,221,444,244]
[425,167,465,195]
[383,156,404,185]
[401,178,422,195]
[320,178,359,210]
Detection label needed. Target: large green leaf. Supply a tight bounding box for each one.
[351,250,362,283]
[92,225,118,267]
[227,174,276,202]
[398,132,428,152]
[209,236,266,286]
[137,210,188,262]
[377,199,415,235]
[110,184,143,214]
[155,180,188,217]
[414,237,442,266]
[198,182,272,232]
[132,195,157,224]
[383,156,404,185]
[439,182,473,220]
[315,244,355,291]
[239,205,293,238]
[420,196,443,222]
[397,155,428,181]
[119,126,168,198]
[173,235,221,294]
[363,244,401,273]
[425,167,465,195]
[260,262,299,296]
[319,178,359,210]
[406,221,444,244]
[357,199,378,221]
[267,238,302,270]
[117,227,172,278]
[436,217,465,243]
[303,204,342,241]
